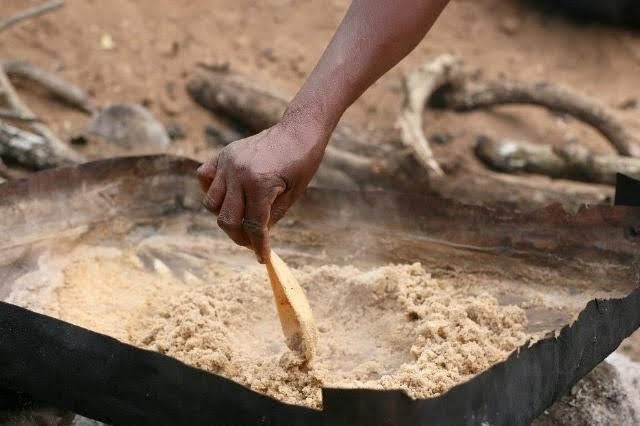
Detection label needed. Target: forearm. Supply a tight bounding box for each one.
[284,0,449,138]
[198,0,449,262]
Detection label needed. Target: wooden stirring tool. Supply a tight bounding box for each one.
[265,250,318,362]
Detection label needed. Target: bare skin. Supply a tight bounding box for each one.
[197,0,450,263]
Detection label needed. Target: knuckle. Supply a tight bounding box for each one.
[247,175,286,198]
[242,218,267,236]
[202,194,219,213]
[196,164,210,179]
[198,155,220,176]
[202,197,213,211]
[217,149,229,162]
[217,215,240,230]
[240,165,267,184]
[270,205,287,222]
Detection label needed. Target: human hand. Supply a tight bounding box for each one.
[197,120,330,263]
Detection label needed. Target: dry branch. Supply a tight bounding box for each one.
[187,64,615,208]
[0,107,38,122]
[0,67,83,164]
[188,70,427,191]
[437,80,640,157]
[475,136,640,185]
[0,0,64,33]
[3,60,93,113]
[0,122,71,169]
[431,167,612,211]
[395,54,463,176]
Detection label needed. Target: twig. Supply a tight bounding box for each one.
[3,59,93,113]
[395,54,463,176]
[437,79,640,157]
[0,107,39,122]
[474,136,640,185]
[0,0,64,33]
[0,121,71,169]
[0,67,84,163]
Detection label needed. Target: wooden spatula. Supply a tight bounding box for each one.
[265,250,318,362]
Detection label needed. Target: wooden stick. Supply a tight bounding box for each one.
[395,54,463,176]
[437,80,640,157]
[266,251,317,362]
[3,59,93,113]
[0,107,39,122]
[0,121,72,169]
[0,67,84,164]
[0,0,64,33]
[475,136,640,185]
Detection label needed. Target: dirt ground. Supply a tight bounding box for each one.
[2,0,640,383]
[3,0,640,160]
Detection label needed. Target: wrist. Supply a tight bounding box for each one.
[271,108,333,158]
[282,95,343,141]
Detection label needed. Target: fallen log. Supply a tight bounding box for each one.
[0,122,73,169]
[0,0,64,33]
[431,166,612,211]
[475,136,640,185]
[0,67,83,164]
[3,60,93,113]
[0,107,39,122]
[436,79,640,157]
[187,70,377,156]
[188,70,427,191]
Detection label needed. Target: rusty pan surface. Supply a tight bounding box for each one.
[0,155,639,425]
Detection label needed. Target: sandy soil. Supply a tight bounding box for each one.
[2,0,639,372]
[2,0,639,162]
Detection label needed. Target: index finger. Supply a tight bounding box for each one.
[243,185,284,263]
[196,157,218,192]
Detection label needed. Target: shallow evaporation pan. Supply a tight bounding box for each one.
[0,155,638,426]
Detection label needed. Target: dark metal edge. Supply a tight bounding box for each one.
[0,301,322,426]
[322,289,640,426]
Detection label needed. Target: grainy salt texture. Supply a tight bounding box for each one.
[8,250,528,409]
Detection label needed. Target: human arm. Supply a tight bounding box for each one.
[197,0,449,262]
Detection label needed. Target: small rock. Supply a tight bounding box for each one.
[196,59,230,73]
[431,133,453,145]
[500,16,521,35]
[166,123,186,141]
[69,135,88,146]
[88,103,170,152]
[160,41,179,57]
[100,33,115,50]
[619,98,638,110]
[261,47,277,62]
